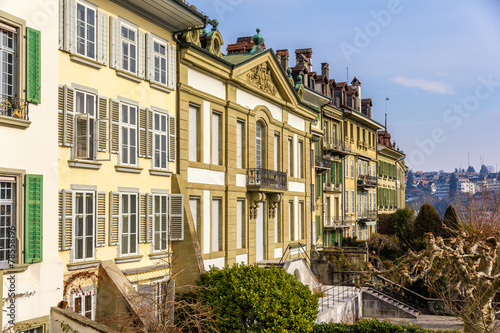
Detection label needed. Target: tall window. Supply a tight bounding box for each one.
[256,122,264,169]
[350,158,354,178]
[275,202,281,243]
[350,124,353,140]
[75,91,96,160]
[274,133,280,171]
[369,192,372,211]
[74,191,95,261]
[236,199,246,249]
[289,200,294,241]
[345,157,349,178]
[153,40,167,85]
[288,137,293,177]
[368,165,371,177]
[358,191,362,216]
[153,194,168,252]
[189,105,200,162]
[120,193,138,256]
[0,180,14,264]
[344,190,348,214]
[153,112,168,169]
[298,140,303,178]
[358,160,361,176]
[189,197,201,243]
[0,26,15,98]
[121,103,137,165]
[236,120,244,168]
[121,24,137,74]
[364,162,367,175]
[212,112,221,165]
[299,201,304,239]
[351,190,355,214]
[212,198,222,252]
[76,2,96,59]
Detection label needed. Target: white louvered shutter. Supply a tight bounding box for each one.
[97,11,109,65]
[139,193,148,243]
[138,108,147,158]
[145,33,154,81]
[167,43,176,89]
[147,109,153,158]
[59,0,64,49]
[63,0,76,53]
[147,193,153,243]
[96,192,107,247]
[97,96,108,152]
[109,17,121,69]
[110,99,120,154]
[64,86,75,147]
[58,85,65,145]
[169,194,184,241]
[138,31,146,78]
[168,115,176,162]
[60,189,73,250]
[109,192,120,246]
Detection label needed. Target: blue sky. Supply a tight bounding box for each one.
[198,0,500,172]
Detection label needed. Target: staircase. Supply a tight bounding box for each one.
[362,288,420,318]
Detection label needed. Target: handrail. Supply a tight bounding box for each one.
[0,95,29,120]
[279,242,310,268]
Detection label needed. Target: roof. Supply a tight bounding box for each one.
[361,98,372,106]
[223,52,258,64]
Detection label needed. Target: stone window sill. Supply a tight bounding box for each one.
[149,169,172,177]
[148,252,171,260]
[115,165,143,174]
[0,115,31,129]
[149,82,173,93]
[68,160,102,169]
[67,260,101,271]
[116,69,143,83]
[115,255,143,264]
[0,263,30,274]
[70,54,103,70]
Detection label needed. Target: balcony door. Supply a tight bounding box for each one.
[256,202,265,262]
[256,121,265,169]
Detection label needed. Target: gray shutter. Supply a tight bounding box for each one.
[147,109,153,158]
[97,11,109,65]
[138,108,147,158]
[145,33,154,81]
[109,192,119,246]
[167,43,176,89]
[64,0,76,53]
[58,190,63,250]
[109,17,121,69]
[169,194,184,241]
[58,0,64,49]
[64,86,75,147]
[58,85,64,145]
[97,96,108,152]
[96,191,106,247]
[60,189,73,250]
[110,99,120,154]
[168,115,176,162]
[138,31,146,79]
[147,193,153,243]
[139,193,148,243]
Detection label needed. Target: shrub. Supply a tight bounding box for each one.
[313,318,460,333]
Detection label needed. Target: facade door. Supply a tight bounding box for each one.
[256,202,265,261]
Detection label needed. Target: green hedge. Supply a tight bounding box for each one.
[313,318,460,333]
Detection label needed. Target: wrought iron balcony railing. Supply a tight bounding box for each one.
[315,155,331,170]
[323,138,351,154]
[358,209,378,220]
[357,175,377,188]
[323,182,342,192]
[0,96,29,120]
[246,168,287,190]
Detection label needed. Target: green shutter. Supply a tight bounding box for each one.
[25,174,43,263]
[338,161,342,184]
[330,163,334,183]
[339,232,343,247]
[317,175,321,198]
[26,27,41,104]
[317,216,321,239]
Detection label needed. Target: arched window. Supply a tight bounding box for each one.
[256,121,265,169]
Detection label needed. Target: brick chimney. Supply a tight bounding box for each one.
[295,48,312,72]
[321,62,329,78]
[276,49,289,70]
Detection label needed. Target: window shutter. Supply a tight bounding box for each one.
[139,193,148,243]
[59,189,73,250]
[74,113,90,159]
[168,115,176,162]
[138,31,146,78]
[97,96,108,152]
[339,161,342,184]
[64,86,75,147]
[58,190,63,250]
[147,109,153,158]
[109,192,119,246]
[330,163,334,183]
[110,99,120,154]
[96,191,106,247]
[25,174,43,263]
[64,0,76,53]
[59,0,64,49]
[167,43,176,89]
[169,194,184,241]
[58,85,65,145]
[26,27,41,104]
[109,17,120,69]
[145,33,154,81]
[97,11,109,65]
[138,108,147,158]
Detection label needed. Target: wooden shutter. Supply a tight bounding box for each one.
[145,33,154,81]
[64,86,75,147]
[169,194,184,241]
[58,85,65,145]
[138,31,146,78]
[58,190,63,250]
[167,43,176,89]
[109,192,119,246]
[96,192,106,247]
[110,99,120,154]
[109,17,120,69]
[26,27,41,104]
[147,109,153,158]
[97,96,108,152]
[58,0,64,49]
[138,108,147,158]
[168,115,176,162]
[25,175,43,263]
[139,193,148,243]
[147,193,153,243]
[63,0,76,53]
[97,11,109,65]
[59,189,73,250]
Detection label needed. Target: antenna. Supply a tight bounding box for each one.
[468,151,470,173]
[346,67,349,83]
[384,97,389,131]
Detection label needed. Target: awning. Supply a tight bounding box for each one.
[123,266,169,283]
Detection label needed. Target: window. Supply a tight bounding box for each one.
[275,202,281,243]
[120,193,138,256]
[288,137,293,177]
[0,25,15,98]
[236,120,245,168]
[256,122,265,169]
[298,140,303,178]
[153,40,167,85]
[0,179,15,265]
[74,91,96,160]
[350,124,353,140]
[364,192,367,215]
[299,201,304,239]
[212,111,221,165]
[153,194,168,252]
[74,191,95,261]
[351,190,355,214]
[71,286,96,320]
[369,192,372,211]
[76,2,96,59]
[212,198,222,252]
[274,132,280,171]
[121,24,137,74]
[152,112,168,169]
[358,160,361,176]
[289,200,294,241]
[368,164,371,177]
[189,197,201,244]
[120,103,137,165]
[364,162,367,175]
[345,157,349,178]
[236,199,245,249]
[350,158,354,178]
[189,105,200,162]
[357,126,360,142]
[344,190,348,214]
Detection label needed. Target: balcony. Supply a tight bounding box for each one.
[358,209,378,221]
[323,182,342,193]
[315,155,331,171]
[323,138,351,155]
[0,96,29,120]
[247,168,287,192]
[357,175,377,189]
[324,217,350,229]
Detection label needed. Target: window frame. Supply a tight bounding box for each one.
[73,89,97,161]
[211,111,222,166]
[152,193,169,253]
[70,285,97,320]
[288,200,294,241]
[236,198,246,249]
[119,102,138,166]
[188,104,200,162]
[211,197,223,252]
[120,22,137,75]
[236,119,245,169]
[152,38,167,85]
[0,11,25,101]
[151,111,168,170]
[297,140,303,178]
[351,190,355,215]
[75,1,97,60]
[72,190,96,262]
[288,137,293,177]
[189,196,201,245]
[119,192,138,256]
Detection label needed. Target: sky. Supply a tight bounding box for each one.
[197,0,500,173]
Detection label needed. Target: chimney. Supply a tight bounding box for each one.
[321,62,329,78]
[295,48,312,72]
[276,49,289,70]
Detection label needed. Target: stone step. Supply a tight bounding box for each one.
[364,288,421,317]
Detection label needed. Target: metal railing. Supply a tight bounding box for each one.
[323,138,351,154]
[279,242,310,268]
[323,182,342,192]
[246,168,287,190]
[318,275,360,312]
[315,155,331,169]
[0,96,29,120]
[357,175,377,187]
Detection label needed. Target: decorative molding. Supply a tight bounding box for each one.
[114,255,143,264]
[246,63,277,95]
[67,260,101,271]
[115,165,143,174]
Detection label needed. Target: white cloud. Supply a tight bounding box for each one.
[390,76,455,95]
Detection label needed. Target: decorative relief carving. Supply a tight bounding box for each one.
[268,193,282,219]
[250,193,266,219]
[246,63,277,95]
